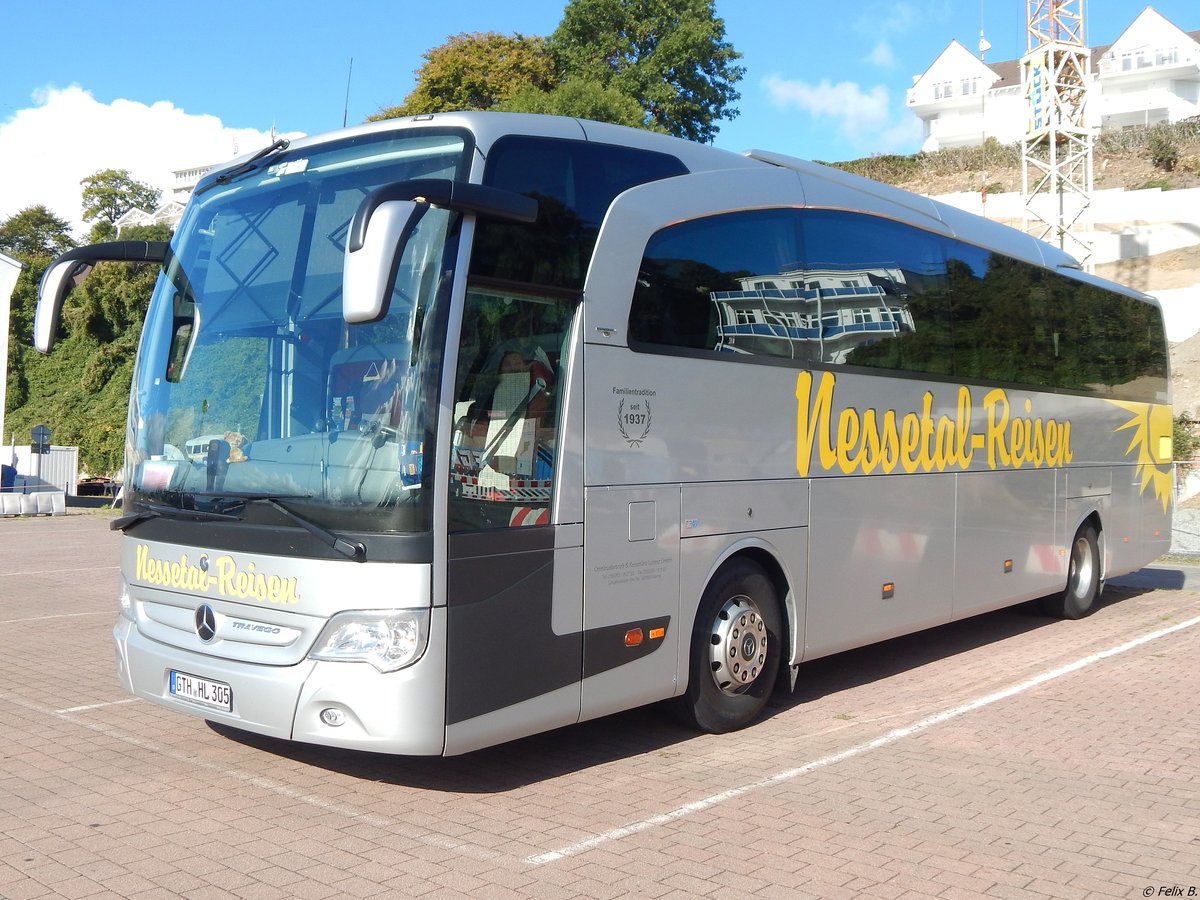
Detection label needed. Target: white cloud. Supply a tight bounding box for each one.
[854,1,923,37]
[878,116,924,151]
[764,74,891,133]
[868,41,896,68]
[763,74,921,155]
[0,85,286,239]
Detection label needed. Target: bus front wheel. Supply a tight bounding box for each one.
[1043,524,1101,619]
[677,559,783,734]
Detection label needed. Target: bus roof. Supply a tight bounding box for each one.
[210,111,764,183]
[204,111,1151,304]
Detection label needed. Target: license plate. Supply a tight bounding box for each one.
[169,670,232,712]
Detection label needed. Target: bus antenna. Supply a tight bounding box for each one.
[342,57,354,128]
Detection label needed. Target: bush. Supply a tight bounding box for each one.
[1174,415,1200,461]
[1149,125,1180,172]
[829,153,921,183]
[828,138,1022,187]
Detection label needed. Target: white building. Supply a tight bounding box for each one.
[113,199,188,235]
[908,6,1200,152]
[114,163,213,236]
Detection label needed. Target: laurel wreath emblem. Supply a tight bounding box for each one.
[617,397,652,446]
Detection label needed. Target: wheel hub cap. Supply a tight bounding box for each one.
[709,595,768,695]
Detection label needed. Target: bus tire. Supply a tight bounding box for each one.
[1043,524,1101,619]
[677,559,783,734]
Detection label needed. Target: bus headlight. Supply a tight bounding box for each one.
[118,575,134,621]
[308,610,429,672]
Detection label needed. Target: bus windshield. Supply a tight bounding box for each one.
[125,130,470,535]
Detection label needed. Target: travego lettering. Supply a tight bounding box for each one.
[134,544,301,604]
[795,371,1073,477]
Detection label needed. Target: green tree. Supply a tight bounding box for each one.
[2,206,76,411]
[4,223,170,474]
[80,169,161,242]
[371,32,556,119]
[550,0,744,142]
[4,263,42,415]
[0,205,75,258]
[498,76,656,130]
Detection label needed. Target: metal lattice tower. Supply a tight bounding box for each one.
[1021,0,1095,263]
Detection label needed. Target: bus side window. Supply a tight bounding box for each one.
[945,242,1055,385]
[629,209,805,359]
[803,211,949,373]
[448,288,574,532]
[629,208,949,372]
[473,136,688,291]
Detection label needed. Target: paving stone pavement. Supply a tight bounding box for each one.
[1,512,1197,899]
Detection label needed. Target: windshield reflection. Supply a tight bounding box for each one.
[125,130,468,534]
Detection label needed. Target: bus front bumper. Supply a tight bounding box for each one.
[113,611,448,756]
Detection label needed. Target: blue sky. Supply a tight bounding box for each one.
[0,1,1195,236]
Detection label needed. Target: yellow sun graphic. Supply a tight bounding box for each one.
[1108,400,1173,513]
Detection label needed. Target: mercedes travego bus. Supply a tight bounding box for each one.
[35,112,1172,755]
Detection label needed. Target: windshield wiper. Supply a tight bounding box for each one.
[195,138,291,196]
[265,497,366,561]
[219,494,366,561]
[110,500,243,532]
[111,493,365,561]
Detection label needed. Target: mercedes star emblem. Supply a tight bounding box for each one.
[195,604,217,643]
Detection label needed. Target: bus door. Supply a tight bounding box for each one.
[443,284,584,753]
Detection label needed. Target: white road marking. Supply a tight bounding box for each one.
[56,698,140,713]
[0,565,119,577]
[0,611,111,624]
[4,692,502,862]
[526,613,1200,865]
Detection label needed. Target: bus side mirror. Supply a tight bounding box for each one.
[34,241,169,353]
[35,257,91,353]
[343,199,428,324]
[343,179,538,325]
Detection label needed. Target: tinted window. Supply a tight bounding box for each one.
[943,242,1058,386]
[811,212,949,373]
[1048,275,1168,399]
[631,209,950,370]
[629,208,1167,402]
[944,238,1167,399]
[630,210,802,355]
[472,136,687,290]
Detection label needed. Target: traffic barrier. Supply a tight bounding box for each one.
[0,491,66,517]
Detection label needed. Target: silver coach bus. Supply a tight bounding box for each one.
[36,113,1172,755]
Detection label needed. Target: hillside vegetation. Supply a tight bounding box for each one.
[830,119,1200,196]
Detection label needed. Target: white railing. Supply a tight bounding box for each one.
[1099,86,1187,118]
[1098,49,1198,77]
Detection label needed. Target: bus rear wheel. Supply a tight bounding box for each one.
[1043,524,1101,619]
[677,560,783,734]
